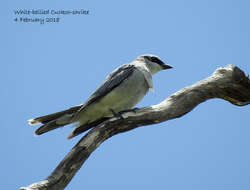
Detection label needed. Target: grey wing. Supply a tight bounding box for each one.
[75,64,136,115]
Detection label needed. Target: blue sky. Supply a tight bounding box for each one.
[3,0,250,190]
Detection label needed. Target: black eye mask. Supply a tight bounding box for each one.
[145,56,165,67]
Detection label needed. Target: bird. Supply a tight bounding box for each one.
[28,54,173,139]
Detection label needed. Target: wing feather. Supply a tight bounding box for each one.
[75,64,136,115]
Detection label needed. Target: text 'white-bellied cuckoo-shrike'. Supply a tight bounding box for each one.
[28,54,173,139]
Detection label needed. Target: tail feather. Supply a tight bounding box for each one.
[28,105,82,125]
[29,105,82,135]
[29,105,110,139]
[67,124,92,139]
[35,120,67,135]
[67,117,109,139]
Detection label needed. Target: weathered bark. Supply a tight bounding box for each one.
[20,65,250,190]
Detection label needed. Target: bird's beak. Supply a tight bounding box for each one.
[162,64,173,70]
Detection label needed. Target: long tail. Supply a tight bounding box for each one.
[28,105,82,135]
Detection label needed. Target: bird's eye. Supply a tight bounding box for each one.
[150,57,164,66]
[150,57,158,62]
[145,56,157,62]
[144,56,164,66]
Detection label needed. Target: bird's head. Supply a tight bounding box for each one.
[135,54,173,74]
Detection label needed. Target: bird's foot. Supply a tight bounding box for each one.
[110,108,139,120]
[119,107,139,114]
[110,109,124,119]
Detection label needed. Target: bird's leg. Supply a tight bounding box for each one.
[109,109,124,119]
[118,107,139,114]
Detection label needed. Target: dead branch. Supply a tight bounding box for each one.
[20,65,250,190]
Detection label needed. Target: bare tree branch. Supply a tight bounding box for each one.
[20,65,250,190]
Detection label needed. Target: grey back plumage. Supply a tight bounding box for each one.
[74,64,136,116]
